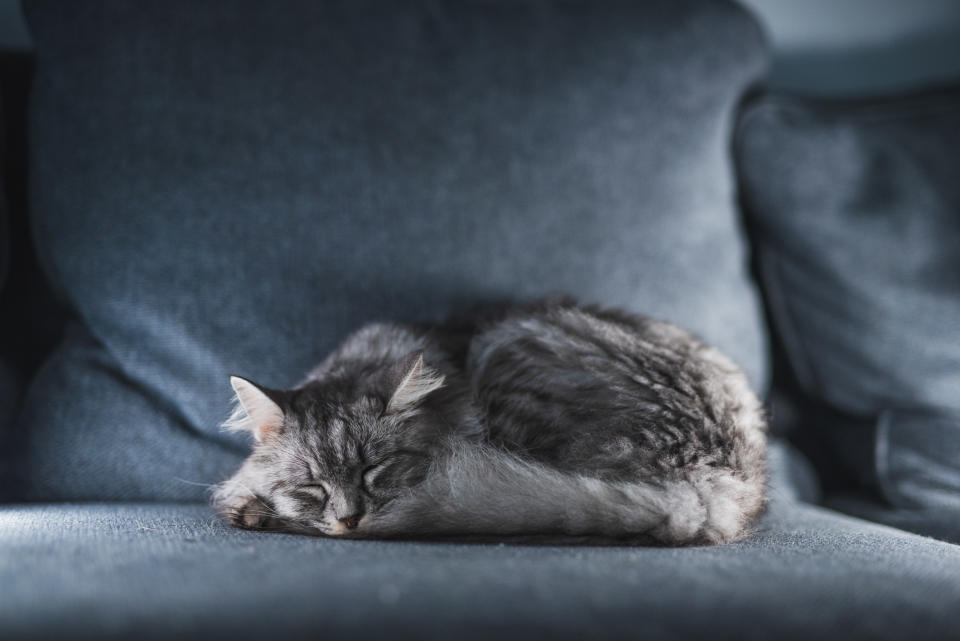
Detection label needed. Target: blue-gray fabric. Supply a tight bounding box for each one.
[736,88,960,521]
[2,495,959,641]
[17,0,770,500]
[767,438,821,504]
[827,493,960,545]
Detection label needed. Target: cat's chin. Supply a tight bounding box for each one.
[311,516,372,538]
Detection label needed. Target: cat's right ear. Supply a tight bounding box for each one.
[386,352,445,414]
[226,376,285,443]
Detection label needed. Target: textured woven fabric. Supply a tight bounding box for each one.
[736,86,960,530]
[17,0,769,500]
[2,498,958,641]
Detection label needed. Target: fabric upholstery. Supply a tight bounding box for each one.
[18,0,769,500]
[827,493,960,545]
[735,86,960,524]
[2,498,959,641]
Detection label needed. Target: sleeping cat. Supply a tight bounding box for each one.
[213,300,767,545]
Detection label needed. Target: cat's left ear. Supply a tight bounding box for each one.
[227,376,286,442]
[386,352,445,414]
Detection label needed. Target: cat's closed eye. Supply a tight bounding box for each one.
[361,462,388,490]
[363,452,431,493]
[295,484,329,506]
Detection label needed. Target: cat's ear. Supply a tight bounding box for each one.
[386,352,445,414]
[227,376,285,442]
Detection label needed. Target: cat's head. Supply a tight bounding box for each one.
[222,352,448,536]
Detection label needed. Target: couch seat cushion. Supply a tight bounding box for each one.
[2,498,959,641]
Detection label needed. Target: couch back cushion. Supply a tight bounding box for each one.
[18,0,769,499]
[736,86,960,510]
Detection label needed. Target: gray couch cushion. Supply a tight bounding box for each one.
[735,87,960,522]
[2,498,959,641]
[18,0,770,500]
[14,323,237,498]
[827,492,960,545]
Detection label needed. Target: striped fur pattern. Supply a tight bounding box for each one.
[213,301,767,545]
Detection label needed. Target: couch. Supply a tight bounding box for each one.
[1,2,958,639]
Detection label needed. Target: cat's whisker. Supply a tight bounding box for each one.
[173,477,218,490]
[238,512,289,520]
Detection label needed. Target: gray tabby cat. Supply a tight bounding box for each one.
[213,301,767,545]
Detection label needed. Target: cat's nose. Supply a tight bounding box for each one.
[339,513,362,530]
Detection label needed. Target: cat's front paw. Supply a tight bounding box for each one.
[216,492,280,530]
[233,496,279,529]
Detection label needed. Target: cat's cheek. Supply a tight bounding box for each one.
[269,492,309,527]
[308,521,331,536]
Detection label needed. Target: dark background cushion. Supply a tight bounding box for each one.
[16,0,769,500]
[0,51,67,498]
[0,86,15,444]
[736,85,960,517]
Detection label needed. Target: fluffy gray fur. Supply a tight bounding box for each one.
[213,300,767,545]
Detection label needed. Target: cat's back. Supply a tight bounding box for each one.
[467,303,766,479]
[302,321,463,385]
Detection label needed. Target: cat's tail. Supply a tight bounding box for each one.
[363,441,765,545]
